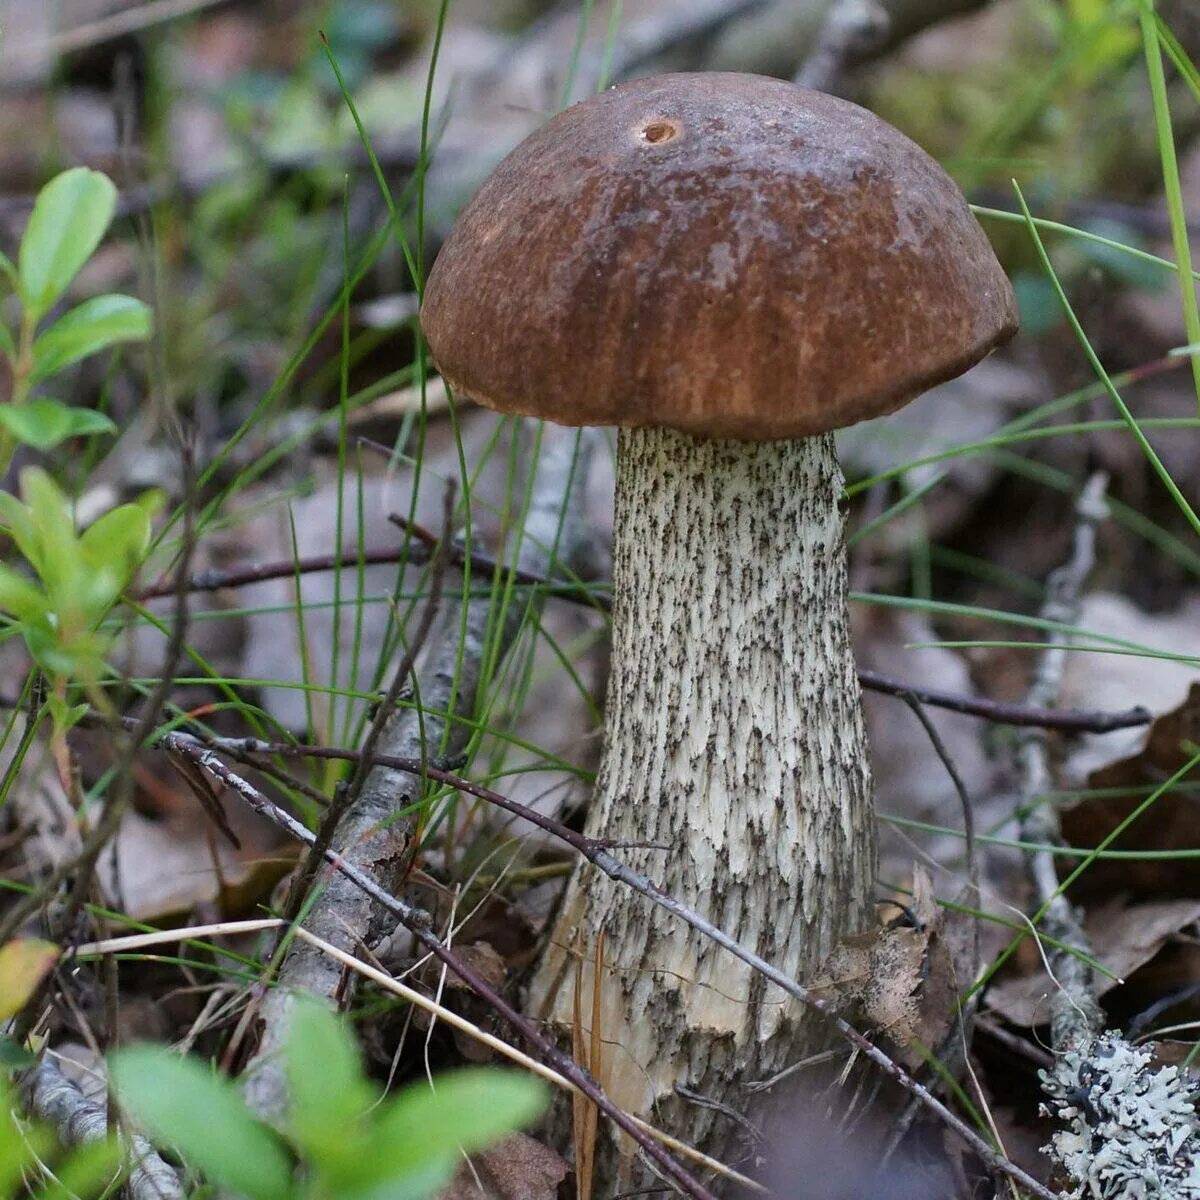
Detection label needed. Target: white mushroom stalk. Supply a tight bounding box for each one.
[529,426,875,1143]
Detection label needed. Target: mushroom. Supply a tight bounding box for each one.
[421,72,1017,1164]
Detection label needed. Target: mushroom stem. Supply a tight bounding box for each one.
[530,425,876,1162]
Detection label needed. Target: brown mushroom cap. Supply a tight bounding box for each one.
[421,72,1018,441]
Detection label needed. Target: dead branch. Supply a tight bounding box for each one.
[240,427,599,1117]
[1018,471,1109,1051]
[132,542,1150,735]
[273,482,456,937]
[176,738,719,1200]
[168,734,1055,1200]
[21,1054,184,1200]
[797,0,999,93]
[70,919,763,1192]
[857,670,1149,733]
[1017,474,1200,1198]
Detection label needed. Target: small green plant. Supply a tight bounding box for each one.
[0,467,156,733]
[0,167,151,468]
[109,1000,548,1200]
[0,166,158,749]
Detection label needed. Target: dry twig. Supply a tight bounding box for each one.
[162,733,1055,1200]
[1014,474,1200,1198]
[796,0,1001,93]
[240,428,599,1112]
[132,543,1150,734]
[178,739,719,1200]
[21,1054,184,1200]
[1017,472,1109,1050]
[70,919,761,1192]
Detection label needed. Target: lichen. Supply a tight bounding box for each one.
[1040,1032,1200,1199]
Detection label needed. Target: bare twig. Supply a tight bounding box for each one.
[132,544,1149,734]
[1016,476,1200,1197]
[165,732,1055,1200]
[7,0,236,60]
[274,482,456,935]
[21,1054,183,1200]
[1017,471,1109,1050]
[179,741,718,1200]
[70,919,761,1192]
[881,692,982,1164]
[796,0,891,92]
[856,669,1148,733]
[240,427,598,1120]
[899,692,979,958]
[134,545,440,600]
[796,0,1000,93]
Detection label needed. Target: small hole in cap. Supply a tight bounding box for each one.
[641,120,678,144]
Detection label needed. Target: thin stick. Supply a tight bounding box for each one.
[131,546,1149,733]
[167,732,1056,1200]
[70,920,761,1192]
[882,692,982,1164]
[185,746,717,1200]
[1017,473,1110,1049]
[856,668,1148,733]
[899,691,980,963]
[11,0,235,58]
[274,481,454,933]
[21,1054,183,1200]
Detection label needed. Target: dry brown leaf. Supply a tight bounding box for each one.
[986,897,1200,1027]
[812,867,970,1067]
[437,1134,567,1200]
[8,737,288,922]
[1058,682,1200,900]
[441,941,507,994]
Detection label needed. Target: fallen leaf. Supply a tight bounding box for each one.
[1058,592,1200,787]
[437,1134,567,1200]
[986,897,1200,1027]
[1059,683,1200,900]
[441,941,507,994]
[812,867,972,1067]
[0,939,58,1020]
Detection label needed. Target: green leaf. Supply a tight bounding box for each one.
[0,490,36,565]
[284,1000,374,1162]
[0,249,17,290]
[362,1071,547,1197]
[31,294,150,380]
[79,502,151,567]
[78,502,150,617]
[15,468,78,594]
[0,322,14,361]
[42,694,90,736]
[32,1138,122,1200]
[0,1082,44,1197]
[110,1046,293,1200]
[0,399,116,451]
[18,168,117,322]
[0,1036,36,1069]
[0,564,46,622]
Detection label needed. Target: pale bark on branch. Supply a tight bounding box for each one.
[21,1055,184,1200]
[242,424,597,1121]
[1018,474,1200,1199]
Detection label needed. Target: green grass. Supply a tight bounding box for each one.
[3,0,1200,1129]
